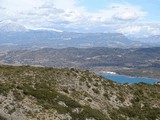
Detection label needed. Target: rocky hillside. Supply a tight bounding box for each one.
[0,47,160,79]
[0,65,160,120]
[2,47,160,68]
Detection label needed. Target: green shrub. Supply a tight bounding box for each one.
[92,88,100,94]
[0,115,7,120]
[0,83,11,95]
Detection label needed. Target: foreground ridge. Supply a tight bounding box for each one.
[0,65,160,120]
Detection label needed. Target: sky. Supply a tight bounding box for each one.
[0,0,160,36]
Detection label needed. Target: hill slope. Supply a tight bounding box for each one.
[0,65,160,120]
[0,47,160,79]
[1,47,160,68]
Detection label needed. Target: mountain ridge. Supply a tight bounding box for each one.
[0,30,149,50]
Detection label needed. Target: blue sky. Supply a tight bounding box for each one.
[0,0,160,36]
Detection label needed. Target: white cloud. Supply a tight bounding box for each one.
[0,0,159,36]
[117,23,160,36]
[51,0,81,10]
[110,3,147,21]
[0,0,43,12]
[87,3,147,24]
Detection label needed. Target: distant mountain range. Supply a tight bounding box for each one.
[0,31,137,49]
[0,21,160,50]
[0,20,27,32]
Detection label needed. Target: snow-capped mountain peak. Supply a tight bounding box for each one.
[0,20,27,32]
[28,27,63,33]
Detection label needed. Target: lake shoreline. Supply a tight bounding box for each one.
[99,73,160,84]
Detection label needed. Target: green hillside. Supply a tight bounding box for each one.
[0,65,160,120]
